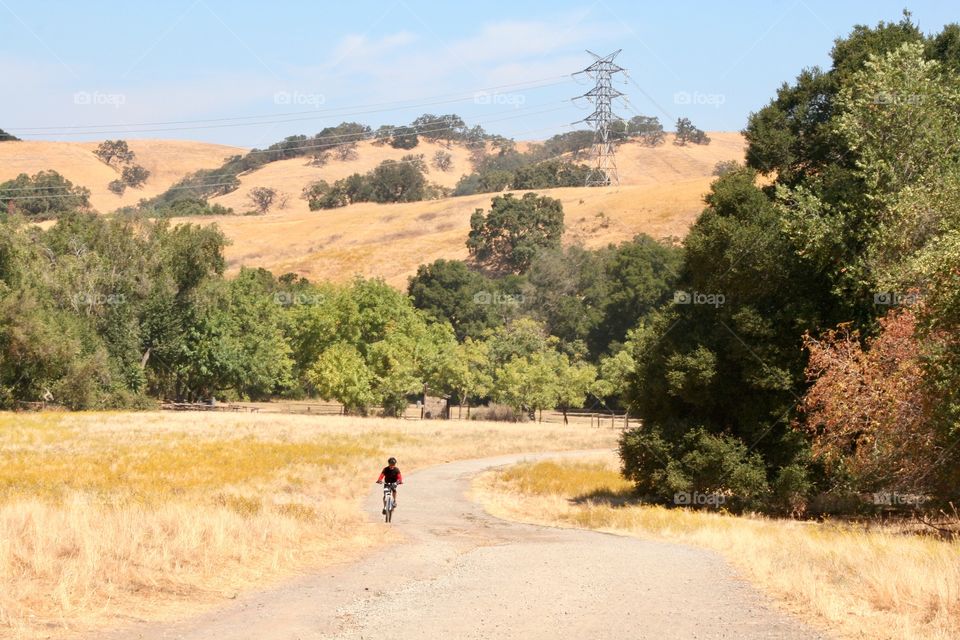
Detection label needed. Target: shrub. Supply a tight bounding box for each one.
[121,164,150,188]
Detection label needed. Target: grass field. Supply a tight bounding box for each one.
[0,140,245,212]
[0,411,617,639]
[190,133,744,286]
[475,456,960,640]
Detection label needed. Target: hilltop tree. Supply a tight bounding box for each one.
[94,139,135,166]
[627,115,665,146]
[412,113,466,146]
[467,192,564,275]
[674,118,710,145]
[389,125,419,149]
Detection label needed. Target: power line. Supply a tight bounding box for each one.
[10,76,573,137]
[0,106,578,197]
[0,101,574,166]
[0,122,584,201]
[573,50,626,187]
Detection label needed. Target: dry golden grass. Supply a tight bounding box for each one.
[9,133,743,285]
[185,133,743,285]
[187,176,720,287]
[476,456,960,640]
[0,411,616,639]
[0,140,245,212]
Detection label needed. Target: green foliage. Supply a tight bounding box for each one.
[0,128,19,142]
[619,426,769,509]
[511,160,602,189]
[302,159,427,209]
[674,118,710,145]
[308,343,375,414]
[0,171,91,220]
[121,164,150,188]
[247,186,278,213]
[432,150,453,171]
[627,115,665,146]
[94,139,135,166]
[407,259,502,341]
[389,125,419,149]
[467,193,564,274]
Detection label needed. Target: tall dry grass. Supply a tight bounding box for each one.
[475,457,960,640]
[0,411,616,639]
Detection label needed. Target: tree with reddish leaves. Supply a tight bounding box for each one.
[799,307,945,495]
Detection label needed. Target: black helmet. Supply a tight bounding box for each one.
[388,457,397,465]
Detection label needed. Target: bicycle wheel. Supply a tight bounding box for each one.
[384,494,394,523]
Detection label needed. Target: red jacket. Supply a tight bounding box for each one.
[377,466,403,484]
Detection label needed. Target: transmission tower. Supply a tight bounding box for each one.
[573,50,625,187]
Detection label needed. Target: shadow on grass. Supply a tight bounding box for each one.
[569,488,644,508]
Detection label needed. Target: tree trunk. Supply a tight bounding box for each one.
[562,407,568,425]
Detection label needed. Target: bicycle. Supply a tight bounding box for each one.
[381,481,398,523]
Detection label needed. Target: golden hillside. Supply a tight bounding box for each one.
[3,132,745,286]
[0,139,245,211]
[194,132,745,286]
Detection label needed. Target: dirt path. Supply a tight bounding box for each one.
[105,450,826,639]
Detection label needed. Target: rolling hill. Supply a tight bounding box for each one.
[197,132,746,285]
[2,132,745,286]
[0,139,246,211]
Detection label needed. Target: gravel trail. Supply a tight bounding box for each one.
[105,450,826,640]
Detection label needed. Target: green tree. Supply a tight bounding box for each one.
[552,355,597,423]
[0,171,91,220]
[94,139,135,166]
[407,259,501,341]
[436,337,492,418]
[121,164,150,188]
[368,160,426,203]
[389,125,419,149]
[308,342,375,414]
[493,350,558,421]
[467,193,564,274]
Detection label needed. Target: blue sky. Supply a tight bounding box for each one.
[1,1,957,147]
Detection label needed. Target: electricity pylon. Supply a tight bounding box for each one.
[573,49,625,187]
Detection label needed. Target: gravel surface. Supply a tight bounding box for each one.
[105,450,828,640]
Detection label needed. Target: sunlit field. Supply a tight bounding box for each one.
[476,457,960,640]
[0,411,617,639]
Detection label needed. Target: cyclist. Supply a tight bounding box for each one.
[376,457,403,514]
